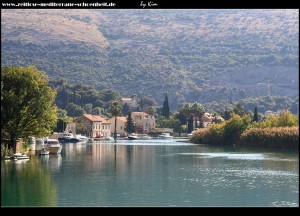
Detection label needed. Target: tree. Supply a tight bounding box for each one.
[83,103,93,114]
[147,106,156,116]
[65,103,85,117]
[192,102,205,128]
[179,103,193,133]
[122,103,130,116]
[1,66,57,152]
[75,120,89,136]
[110,101,122,142]
[233,103,247,116]
[253,107,258,122]
[125,111,135,134]
[162,94,170,118]
[92,107,103,115]
[54,109,70,132]
[139,96,156,112]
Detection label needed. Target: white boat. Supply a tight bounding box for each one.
[140,134,151,140]
[39,148,50,155]
[105,136,114,141]
[45,139,63,154]
[13,153,30,160]
[158,133,173,139]
[128,133,139,140]
[58,133,74,142]
[70,134,88,143]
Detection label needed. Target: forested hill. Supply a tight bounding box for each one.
[1,9,299,110]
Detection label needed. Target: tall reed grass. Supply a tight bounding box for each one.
[239,127,299,149]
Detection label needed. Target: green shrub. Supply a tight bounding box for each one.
[1,144,14,159]
[240,127,299,149]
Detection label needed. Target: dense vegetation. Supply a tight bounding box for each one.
[1,9,298,110]
[190,110,299,149]
[1,66,57,152]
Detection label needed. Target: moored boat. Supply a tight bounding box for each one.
[139,134,152,140]
[69,134,88,143]
[58,133,74,142]
[45,139,63,154]
[105,136,114,141]
[39,148,50,155]
[158,133,173,139]
[13,153,30,160]
[128,133,139,140]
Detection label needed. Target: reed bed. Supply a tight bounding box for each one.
[239,127,299,149]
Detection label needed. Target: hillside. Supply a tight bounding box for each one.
[1,9,299,110]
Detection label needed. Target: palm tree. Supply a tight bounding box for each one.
[192,102,205,128]
[179,103,193,133]
[110,101,122,142]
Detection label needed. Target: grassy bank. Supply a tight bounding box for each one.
[190,112,299,150]
[239,127,299,150]
[190,126,299,150]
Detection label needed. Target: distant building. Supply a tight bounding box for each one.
[120,97,137,108]
[131,112,156,133]
[202,113,213,127]
[107,116,127,137]
[194,113,224,128]
[65,122,76,135]
[75,114,111,138]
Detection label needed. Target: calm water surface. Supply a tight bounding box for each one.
[1,139,298,207]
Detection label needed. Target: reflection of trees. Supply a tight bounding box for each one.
[1,158,57,206]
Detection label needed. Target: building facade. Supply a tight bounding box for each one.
[75,114,111,138]
[131,112,156,134]
[107,116,127,137]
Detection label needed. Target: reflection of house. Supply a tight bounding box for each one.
[108,116,127,136]
[131,112,156,133]
[75,114,111,138]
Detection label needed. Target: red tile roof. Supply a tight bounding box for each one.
[83,114,110,124]
[131,112,149,116]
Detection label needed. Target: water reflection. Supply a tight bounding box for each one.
[1,157,57,207]
[1,140,298,207]
[39,154,62,172]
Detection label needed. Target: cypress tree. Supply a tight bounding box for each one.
[125,111,135,134]
[162,94,170,118]
[253,107,258,122]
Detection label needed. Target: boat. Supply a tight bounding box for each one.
[105,136,114,141]
[39,148,50,155]
[58,133,74,142]
[139,134,152,140]
[69,134,88,143]
[158,133,173,139]
[45,139,63,154]
[13,153,30,160]
[128,133,139,140]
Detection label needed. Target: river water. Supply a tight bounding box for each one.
[1,139,298,207]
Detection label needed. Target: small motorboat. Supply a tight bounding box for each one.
[128,133,139,140]
[105,136,114,141]
[39,148,50,155]
[45,139,63,154]
[70,135,88,143]
[139,134,151,140]
[158,133,173,139]
[13,153,30,160]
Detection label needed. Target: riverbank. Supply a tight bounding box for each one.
[190,126,299,150]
